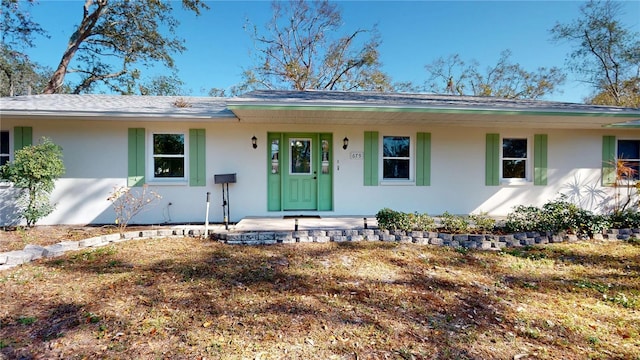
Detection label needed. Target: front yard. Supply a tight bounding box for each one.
[0,236,638,359]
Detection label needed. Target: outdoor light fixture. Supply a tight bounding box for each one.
[251,135,257,149]
[343,137,349,150]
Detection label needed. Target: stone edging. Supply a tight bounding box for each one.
[211,228,639,246]
[2,227,637,271]
[0,228,206,271]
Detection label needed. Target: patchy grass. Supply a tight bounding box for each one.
[0,238,639,359]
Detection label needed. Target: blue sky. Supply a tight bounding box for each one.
[25,1,640,102]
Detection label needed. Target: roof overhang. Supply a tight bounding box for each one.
[0,111,238,123]
[226,103,640,129]
[0,94,237,122]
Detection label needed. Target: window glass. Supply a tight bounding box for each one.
[153,133,185,178]
[502,138,527,179]
[0,131,9,166]
[618,140,640,180]
[290,138,311,174]
[383,136,410,179]
[321,139,330,174]
[271,139,279,174]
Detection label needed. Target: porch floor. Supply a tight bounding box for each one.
[206,216,378,232]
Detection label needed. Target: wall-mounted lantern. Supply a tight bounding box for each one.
[251,135,257,149]
[342,137,349,150]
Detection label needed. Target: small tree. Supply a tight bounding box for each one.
[0,137,65,227]
[107,185,161,236]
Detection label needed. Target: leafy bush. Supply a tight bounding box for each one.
[505,205,545,233]
[439,212,470,234]
[576,212,611,237]
[505,195,617,236]
[411,212,436,231]
[469,212,496,233]
[0,138,65,227]
[541,196,583,233]
[375,208,435,232]
[610,210,640,229]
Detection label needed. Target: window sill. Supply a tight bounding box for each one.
[500,180,533,186]
[146,180,188,186]
[380,180,415,186]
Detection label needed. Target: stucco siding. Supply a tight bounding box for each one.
[1,117,639,225]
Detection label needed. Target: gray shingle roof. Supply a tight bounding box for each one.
[2,91,639,126]
[0,94,235,119]
[232,90,640,115]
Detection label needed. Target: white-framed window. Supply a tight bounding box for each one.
[382,135,411,180]
[148,132,187,183]
[501,137,529,182]
[618,139,640,181]
[0,130,9,166]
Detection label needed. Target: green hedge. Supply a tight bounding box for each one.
[377,195,640,237]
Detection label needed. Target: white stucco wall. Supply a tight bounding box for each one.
[2,117,638,225]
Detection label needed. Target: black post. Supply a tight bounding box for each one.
[225,183,230,230]
[221,184,228,230]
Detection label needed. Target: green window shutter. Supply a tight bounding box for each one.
[189,129,206,186]
[485,133,499,186]
[127,128,145,187]
[364,131,379,186]
[14,126,33,151]
[602,135,616,186]
[533,134,548,186]
[416,132,431,186]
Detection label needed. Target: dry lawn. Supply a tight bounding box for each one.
[0,232,639,359]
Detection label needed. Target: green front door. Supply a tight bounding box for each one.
[267,132,333,212]
[283,134,318,210]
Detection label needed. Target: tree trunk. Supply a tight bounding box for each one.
[42,0,106,94]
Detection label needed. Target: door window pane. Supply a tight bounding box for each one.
[271,139,279,174]
[321,139,330,174]
[290,138,311,174]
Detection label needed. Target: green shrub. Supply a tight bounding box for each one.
[469,212,496,233]
[0,137,65,227]
[440,212,470,234]
[576,212,611,237]
[375,208,435,232]
[540,196,583,233]
[505,205,544,233]
[610,210,640,229]
[505,195,615,236]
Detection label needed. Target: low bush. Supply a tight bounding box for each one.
[504,205,544,233]
[610,210,640,229]
[469,212,496,233]
[378,199,640,239]
[440,212,470,234]
[375,208,435,232]
[505,195,612,236]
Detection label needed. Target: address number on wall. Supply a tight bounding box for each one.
[350,152,364,160]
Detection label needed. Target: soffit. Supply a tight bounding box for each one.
[227,90,640,129]
[227,106,640,129]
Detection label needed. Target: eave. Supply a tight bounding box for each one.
[227,103,640,129]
